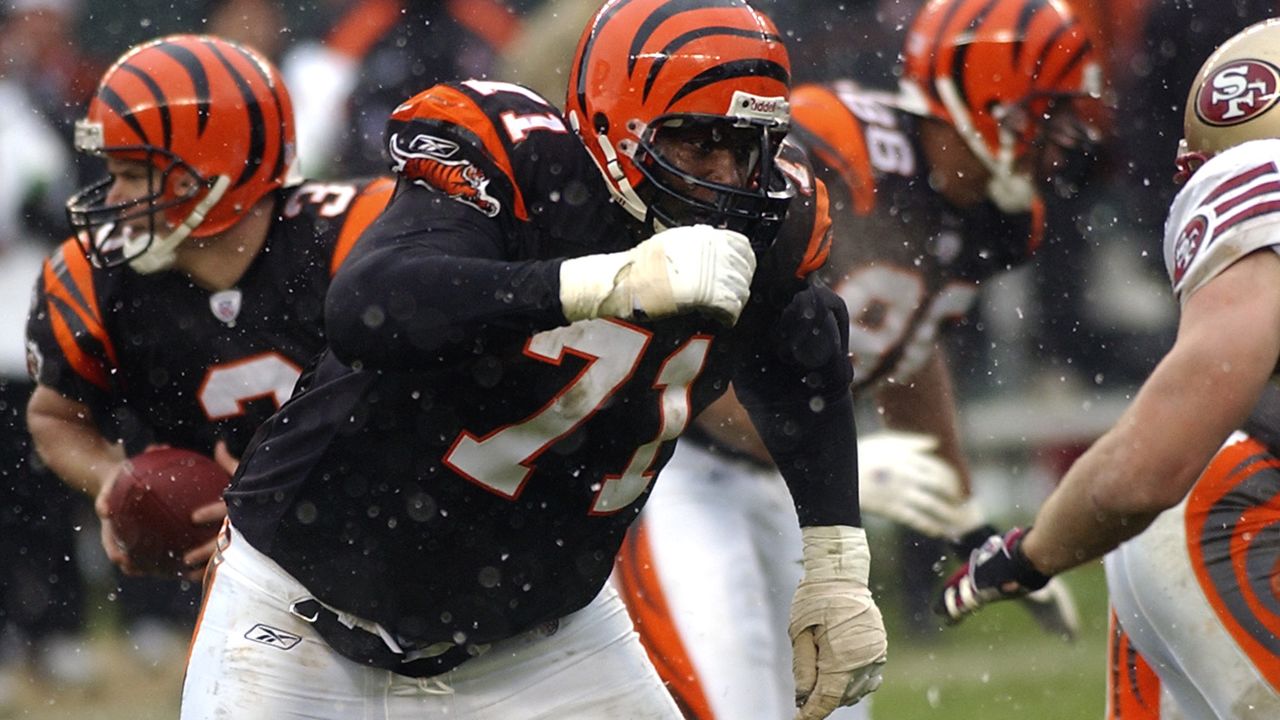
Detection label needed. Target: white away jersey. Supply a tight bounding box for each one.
[1165,138,1280,305]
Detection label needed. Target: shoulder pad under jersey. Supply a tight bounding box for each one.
[1165,138,1280,304]
[385,80,574,224]
[763,139,832,286]
[791,80,897,217]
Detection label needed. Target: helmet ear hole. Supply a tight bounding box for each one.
[593,112,609,135]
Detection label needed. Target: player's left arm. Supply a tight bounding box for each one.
[734,283,887,720]
[1022,247,1280,573]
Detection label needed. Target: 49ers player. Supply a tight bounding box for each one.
[938,17,1280,719]
[181,1,886,719]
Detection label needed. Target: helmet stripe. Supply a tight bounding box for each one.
[1011,0,1049,70]
[119,64,173,150]
[948,0,1001,113]
[224,41,289,192]
[97,85,150,145]
[664,58,788,110]
[643,27,782,102]
[203,40,266,189]
[627,0,749,76]
[155,42,212,136]
[574,0,637,116]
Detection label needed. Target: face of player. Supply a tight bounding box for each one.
[101,156,201,240]
[644,120,763,226]
[1015,99,1100,200]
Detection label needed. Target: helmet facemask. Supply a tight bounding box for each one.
[629,113,794,250]
[67,134,229,274]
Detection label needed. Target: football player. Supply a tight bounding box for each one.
[613,1,1101,717]
[25,35,392,585]
[937,17,1280,719]
[179,1,888,719]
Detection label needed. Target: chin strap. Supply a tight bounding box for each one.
[569,110,652,223]
[125,176,231,274]
[934,78,1036,213]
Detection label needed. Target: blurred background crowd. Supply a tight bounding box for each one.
[0,0,1273,716]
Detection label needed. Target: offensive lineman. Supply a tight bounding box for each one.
[937,17,1280,720]
[181,1,888,719]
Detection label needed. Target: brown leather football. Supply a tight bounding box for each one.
[104,447,230,575]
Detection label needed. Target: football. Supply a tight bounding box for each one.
[104,447,231,575]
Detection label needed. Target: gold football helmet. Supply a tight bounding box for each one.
[1178,18,1280,181]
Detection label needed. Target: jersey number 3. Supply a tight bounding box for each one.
[444,320,710,515]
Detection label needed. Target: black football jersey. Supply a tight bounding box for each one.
[791,81,1045,391]
[226,80,839,652]
[25,177,394,458]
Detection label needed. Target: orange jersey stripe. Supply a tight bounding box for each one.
[447,0,521,52]
[325,0,403,60]
[43,241,117,389]
[330,177,396,276]
[616,521,715,720]
[794,177,832,279]
[1107,608,1163,719]
[791,85,876,216]
[1185,436,1280,691]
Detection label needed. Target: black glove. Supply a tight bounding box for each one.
[935,527,1052,624]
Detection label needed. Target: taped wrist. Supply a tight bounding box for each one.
[558,251,634,322]
[800,525,870,586]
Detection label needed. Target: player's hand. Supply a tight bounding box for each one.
[94,460,140,575]
[790,526,888,720]
[559,225,756,325]
[936,526,1052,625]
[948,524,1079,639]
[857,431,968,538]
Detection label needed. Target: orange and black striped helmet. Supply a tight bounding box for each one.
[67,34,296,272]
[899,0,1104,211]
[565,0,794,248]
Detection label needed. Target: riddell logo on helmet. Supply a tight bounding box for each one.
[1198,60,1280,126]
[729,91,789,123]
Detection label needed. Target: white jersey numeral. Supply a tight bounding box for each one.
[283,182,358,218]
[835,266,976,382]
[444,321,709,514]
[198,351,302,420]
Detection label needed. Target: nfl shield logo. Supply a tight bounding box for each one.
[210,289,242,324]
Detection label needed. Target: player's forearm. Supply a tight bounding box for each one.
[27,388,125,497]
[326,247,566,369]
[875,349,972,493]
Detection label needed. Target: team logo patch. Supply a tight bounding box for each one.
[388,132,502,217]
[244,623,302,650]
[1196,59,1280,127]
[1173,213,1210,284]
[209,289,242,325]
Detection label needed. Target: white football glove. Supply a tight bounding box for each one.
[856,431,972,538]
[559,224,756,325]
[790,525,888,720]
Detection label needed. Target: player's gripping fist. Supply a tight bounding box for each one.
[559,225,756,325]
[790,525,888,720]
[936,526,1052,624]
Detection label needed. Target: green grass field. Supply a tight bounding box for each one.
[1,558,1110,719]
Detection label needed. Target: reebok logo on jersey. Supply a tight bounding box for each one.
[388,132,502,218]
[244,624,302,650]
[1197,59,1280,126]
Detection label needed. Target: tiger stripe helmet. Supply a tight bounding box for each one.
[1177,18,1280,182]
[565,0,794,248]
[899,0,1104,211]
[67,34,297,272]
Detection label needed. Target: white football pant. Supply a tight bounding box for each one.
[181,524,680,719]
[616,439,871,720]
